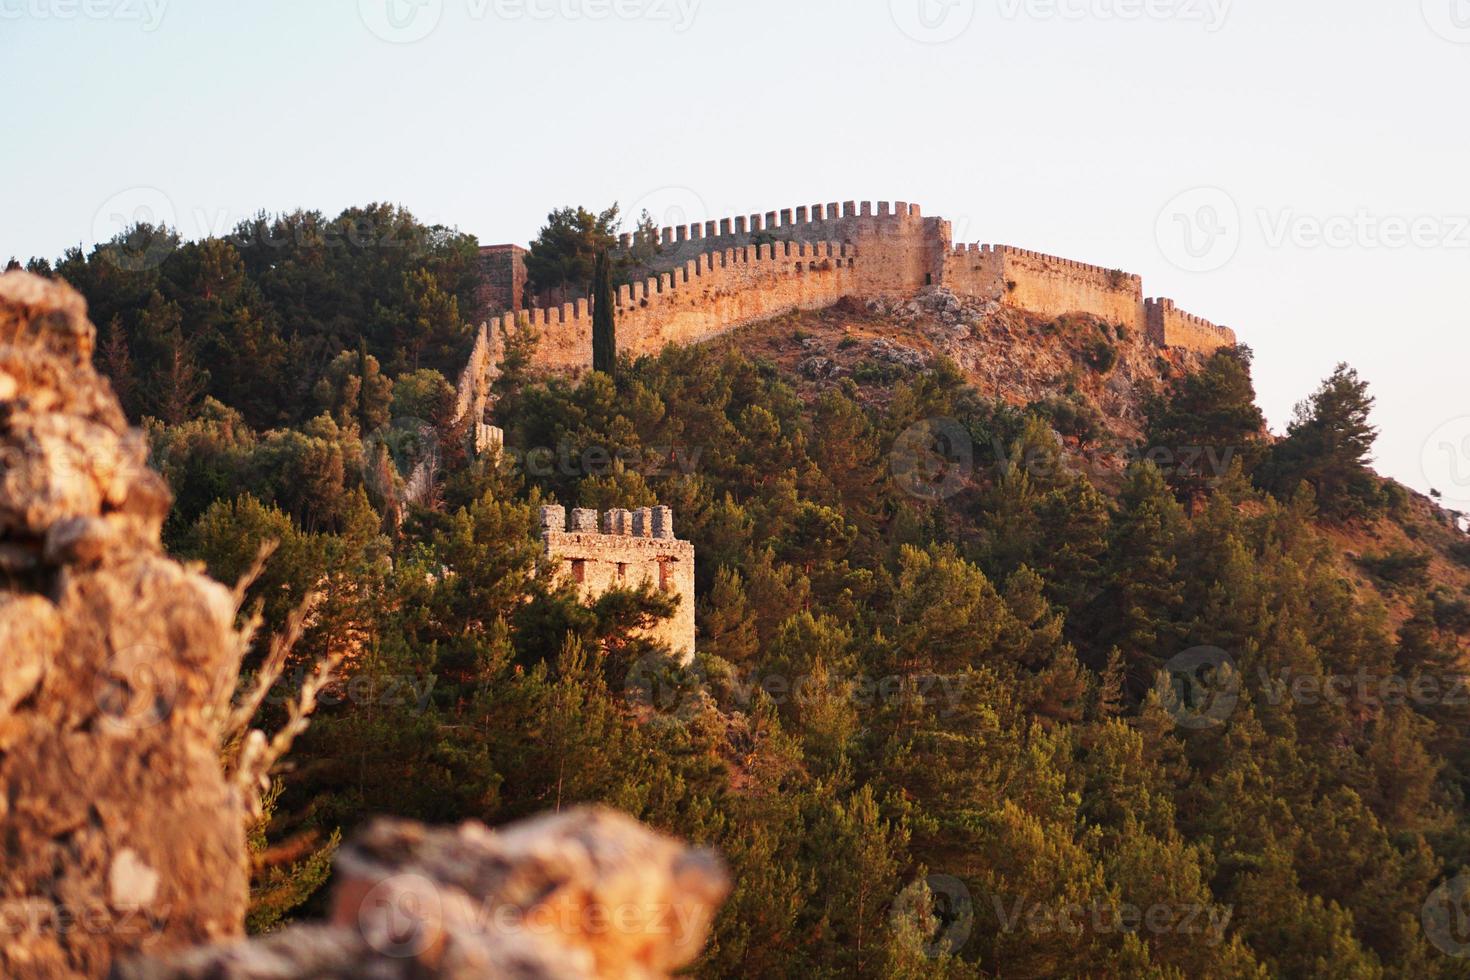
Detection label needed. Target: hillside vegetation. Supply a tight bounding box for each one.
[21,208,1470,978]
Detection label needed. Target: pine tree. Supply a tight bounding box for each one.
[699,566,759,665]
[245,782,340,934]
[99,315,137,417]
[156,335,209,424]
[1097,462,1186,690]
[524,204,621,304]
[1143,344,1267,503]
[591,249,617,376]
[1261,363,1385,521]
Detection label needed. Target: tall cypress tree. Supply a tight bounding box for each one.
[591,249,616,376]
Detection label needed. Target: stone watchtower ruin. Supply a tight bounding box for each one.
[539,504,696,663]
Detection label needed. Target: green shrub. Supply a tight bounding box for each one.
[1085,340,1118,374]
[1433,590,1470,634]
[1357,549,1432,590]
[852,359,901,385]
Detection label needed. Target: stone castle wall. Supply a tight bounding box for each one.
[972,245,1144,328]
[1145,297,1237,352]
[483,200,1236,372]
[539,504,696,663]
[490,241,859,373]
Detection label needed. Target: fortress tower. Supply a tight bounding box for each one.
[539,504,696,663]
[477,244,528,315]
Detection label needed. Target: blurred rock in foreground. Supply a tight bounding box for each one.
[115,806,729,980]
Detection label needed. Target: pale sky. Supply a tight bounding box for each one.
[3,0,1468,504]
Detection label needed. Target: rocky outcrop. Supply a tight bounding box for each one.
[116,807,730,980]
[0,271,249,977]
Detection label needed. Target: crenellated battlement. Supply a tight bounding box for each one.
[985,245,1143,286]
[476,198,1239,373]
[621,200,927,254]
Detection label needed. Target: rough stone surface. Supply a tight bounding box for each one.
[116,807,730,980]
[0,271,249,978]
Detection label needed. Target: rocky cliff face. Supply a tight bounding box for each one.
[722,287,1207,447]
[0,271,729,980]
[0,271,249,977]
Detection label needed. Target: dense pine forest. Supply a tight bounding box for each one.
[18,205,1470,978]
